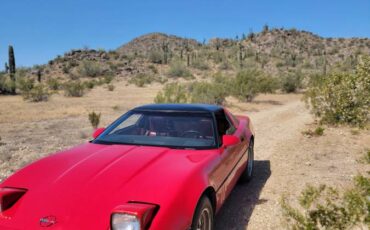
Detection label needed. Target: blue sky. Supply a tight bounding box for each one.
[1,0,370,67]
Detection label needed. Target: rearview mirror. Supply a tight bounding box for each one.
[92,127,105,139]
[222,135,240,147]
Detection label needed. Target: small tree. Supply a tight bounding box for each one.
[24,84,50,102]
[88,111,101,129]
[167,61,193,79]
[189,81,227,105]
[305,56,370,127]
[78,61,103,78]
[154,83,187,103]
[232,70,261,102]
[281,73,302,93]
[64,81,85,97]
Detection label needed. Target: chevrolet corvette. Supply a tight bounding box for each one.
[0,104,255,230]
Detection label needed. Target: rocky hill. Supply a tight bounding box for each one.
[117,32,201,56]
[5,27,370,85]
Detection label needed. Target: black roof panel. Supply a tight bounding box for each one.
[133,104,222,112]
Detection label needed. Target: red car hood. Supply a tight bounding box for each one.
[1,143,217,229]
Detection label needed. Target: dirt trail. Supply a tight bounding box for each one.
[216,97,369,229]
[215,98,312,229]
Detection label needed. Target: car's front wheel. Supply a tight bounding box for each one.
[240,138,254,182]
[191,196,214,230]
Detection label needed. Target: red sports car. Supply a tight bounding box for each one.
[0,104,255,230]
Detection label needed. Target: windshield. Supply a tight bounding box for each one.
[93,111,216,149]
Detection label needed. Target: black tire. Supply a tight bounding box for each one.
[191,196,214,230]
[239,138,254,183]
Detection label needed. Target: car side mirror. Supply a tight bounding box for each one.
[222,135,240,147]
[92,127,105,139]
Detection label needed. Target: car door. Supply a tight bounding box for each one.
[210,109,245,207]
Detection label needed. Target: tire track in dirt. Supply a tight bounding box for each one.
[215,98,313,230]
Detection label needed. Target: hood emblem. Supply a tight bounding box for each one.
[39,216,57,227]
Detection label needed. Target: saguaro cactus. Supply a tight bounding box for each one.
[8,45,16,94]
[37,68,42,82]
[4,62,9,73]
[161,41,169,64]
[238,42,245,68]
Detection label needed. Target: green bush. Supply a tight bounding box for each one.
[23,84,50,102]
[189,81,227,105]
[64,81,85,97]
[47,78,61,90]
[218,60,232,70]
[0,74,16,94]
[281,73,302,93]
[305,56,370,127]
[302,126,325,137]
[88,111,101,129]
[148,50,163,64]
[78,61,104,78]
[258,75,280,94]
[17,77,35,93]
[191,58,209,70]
[100,74,113,84]
[107,84,115,91]
[148,65,158,74]
[154,83,188,103]
[232,70,261,102]
[128,74,155,87]
[167,61,193,79]
[83,80,97,89]
[281,175,369,229]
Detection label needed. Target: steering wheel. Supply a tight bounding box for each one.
[181,130,201,138]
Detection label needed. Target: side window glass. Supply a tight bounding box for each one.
[215,110,236,143]
[225,115,236,134]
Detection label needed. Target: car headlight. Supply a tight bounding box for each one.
[111,213,140,230]
[110,202,158,230]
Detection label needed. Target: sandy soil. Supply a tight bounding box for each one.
[0,82,369,229]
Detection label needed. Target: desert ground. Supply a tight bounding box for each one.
[0,81,369,229]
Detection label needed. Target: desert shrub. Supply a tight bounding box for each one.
[154,83,188,103]
[128,73,155,87]
[191,58,209,70]
[83,80,97,89]
[232,69,261,102]
[62,63,72,74]
[167,61,193,79]
[213,73,233,92]
[107,84,115,91]
[281,175,370,229]
[210,51,226,64]
[302,126,325,137]
[148,65,158,74]
[17,77,35,93]
[189,81,227,105]
[366,150,370,164]
[305,56,370,127]
[88,111,101,129]
[257,75,280,94]
[47,78,61,90]
[281,73,302,93]
[64,81,85,97]
[148,50,163,64]
[78,61,103,78]
[100,74,113,84]
[23,84,50,102]
[218,59,232,70]
[0,74,16,94]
